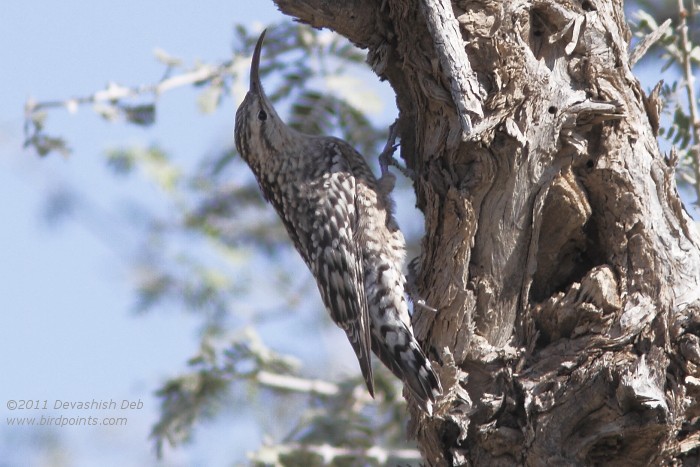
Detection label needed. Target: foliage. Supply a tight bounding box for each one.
[630,2,700,202]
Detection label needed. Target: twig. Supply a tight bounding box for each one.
[256,371,340,396]
[677,0,700,204]
[629,18,672,67]
[25,62,231,115]
[251,442,422,464]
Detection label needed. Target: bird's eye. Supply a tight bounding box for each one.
[258,110,267,121]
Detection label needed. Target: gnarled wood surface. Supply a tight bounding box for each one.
[274,0,700,464]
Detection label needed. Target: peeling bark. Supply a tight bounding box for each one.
[275,0,700,464]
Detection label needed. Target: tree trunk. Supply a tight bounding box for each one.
[275,0,700,464]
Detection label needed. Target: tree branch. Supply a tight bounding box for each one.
[629,18,672,67]
[273,0,378,48]
[25,63,229,115]
[419,0,484,139]
[251,442,422,464]
[255,371,340,396]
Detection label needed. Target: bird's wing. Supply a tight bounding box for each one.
[309,169,374,396]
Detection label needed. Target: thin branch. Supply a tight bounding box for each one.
[629,18,672,67]
[251,442,422,464]
[25,62,230,115]
[678,0,700,204]
[256,371,340,396]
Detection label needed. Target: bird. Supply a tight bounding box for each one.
[234,29,442,414]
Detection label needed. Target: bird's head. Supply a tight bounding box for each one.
[234,29,289,167]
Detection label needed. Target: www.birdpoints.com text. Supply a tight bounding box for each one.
[4,399,143,428]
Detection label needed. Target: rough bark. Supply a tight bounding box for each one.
[275,0,700,464]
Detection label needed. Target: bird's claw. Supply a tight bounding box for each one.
[379,119,417,182]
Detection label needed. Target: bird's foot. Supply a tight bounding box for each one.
[379,119,416,182]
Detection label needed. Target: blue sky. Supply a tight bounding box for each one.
[1,2,697,466]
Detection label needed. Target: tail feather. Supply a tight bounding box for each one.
[371,327,442,414]
[346,329,375,397]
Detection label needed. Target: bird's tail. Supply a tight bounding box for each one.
[371,324,442,414]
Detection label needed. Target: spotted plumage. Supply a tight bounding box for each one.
[234,30,442,413]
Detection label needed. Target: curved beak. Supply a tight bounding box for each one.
[250,29,267,93]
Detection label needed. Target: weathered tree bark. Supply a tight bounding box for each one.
[275,0,700,464]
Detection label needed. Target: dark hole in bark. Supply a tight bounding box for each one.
[581,0,595,11]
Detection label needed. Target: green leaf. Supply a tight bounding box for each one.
[690,45,700,64]
[106,148,136,175]
[122,104,156,126]
[24,133,71,157]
